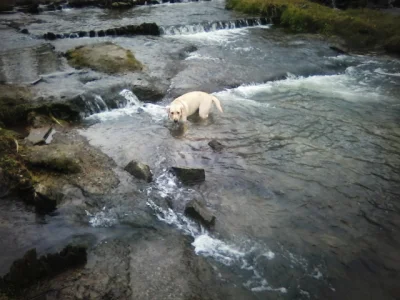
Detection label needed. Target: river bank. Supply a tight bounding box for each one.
[226,0,400,54]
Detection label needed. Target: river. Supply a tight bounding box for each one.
[0,1,400,299]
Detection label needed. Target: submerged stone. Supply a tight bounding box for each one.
[208,139,224,152]
[124,160,153,182]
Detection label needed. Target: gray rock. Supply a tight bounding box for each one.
[171,167,205,185]
[184,199,216,227]
[208,139,224,151]
[25,127,55,145]
[124,160,153,182]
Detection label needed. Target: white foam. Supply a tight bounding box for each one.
[166,25,270,45]
[86,89,166,122]
[374,68,400,77]
[192,234,245,266]
[185,52,219,61]
[86,207,118,228]
[215,69,389,103]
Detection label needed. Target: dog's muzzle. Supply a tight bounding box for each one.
[174,120,178,123]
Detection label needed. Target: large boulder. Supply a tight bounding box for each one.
[124,160,153,182]
[171,167,205,185]
[65,42,143,74]
[184,199,216,227]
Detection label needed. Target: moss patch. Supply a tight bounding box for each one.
[0,128,35,202]
[226,0,400,53]
[66,42,143,74]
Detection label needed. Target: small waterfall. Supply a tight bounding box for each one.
[119,89,142,107]
[331,0,336,8]
[160,18,269,35]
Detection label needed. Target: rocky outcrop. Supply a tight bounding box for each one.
[66,42,143,74]
[124,160,153,182]
[171,167,205,185]
[0,245,87,294]
[184,199,216,227]
[0,84,81,126]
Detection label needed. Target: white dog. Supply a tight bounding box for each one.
[167,91,223,123]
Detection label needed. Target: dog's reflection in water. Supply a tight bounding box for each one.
[168,121,188,138]
[167,113,215,138]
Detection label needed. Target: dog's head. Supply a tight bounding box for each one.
[167,103,184,123]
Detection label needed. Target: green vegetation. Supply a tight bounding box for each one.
[226,0,400,53]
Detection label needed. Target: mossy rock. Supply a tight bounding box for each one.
[25,145,82,174]
[65,42,143,74]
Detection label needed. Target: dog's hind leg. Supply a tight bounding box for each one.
[198,98,212,119]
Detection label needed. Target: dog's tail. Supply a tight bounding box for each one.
[211,95,223,113]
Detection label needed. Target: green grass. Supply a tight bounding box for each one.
[226,0,400,53]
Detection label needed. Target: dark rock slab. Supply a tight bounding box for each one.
[124,160,153,182]
[184,199,215,227]
[171,167,205,185]
[0,245,87,292]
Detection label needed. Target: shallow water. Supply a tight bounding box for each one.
[1,1,400,299]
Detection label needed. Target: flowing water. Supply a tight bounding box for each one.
[1,1,400,299]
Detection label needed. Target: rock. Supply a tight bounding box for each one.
[384,35,400,54]
[98,30,105,36]
[0,167,9,198]
[25,144,82,174]
[124,160,153,182]
[25,126,55,145]
[208,139,224,151]
[106,28,116,35]
[171,167,205,185]
[34,183,63,212]
[78,31,87,37]
[1,245,87,292]
[65,42,143,74]
[89,30,96,37]
[184,199,216,227]
[0,128,35,203]
[44,32,57,40]
[20,28,29,34]
[125,23,160,36]
[330,44,348,54]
